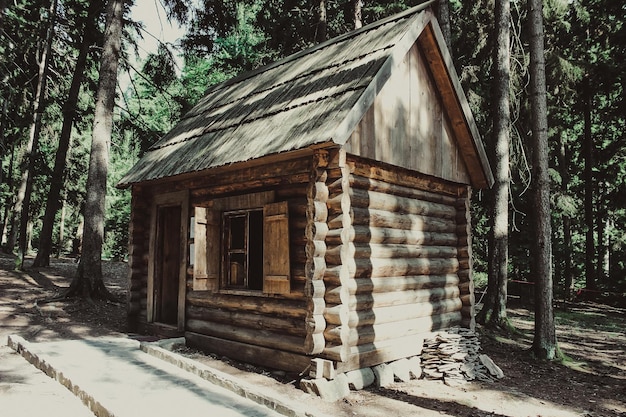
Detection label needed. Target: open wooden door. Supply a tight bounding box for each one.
[148,191,188,331]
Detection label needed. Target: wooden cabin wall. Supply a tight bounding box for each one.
[344,42,471,186]
[324,153,469,372]
[304,150,332,357]
[127,185,151,332]
[182,156,314,373]
[456,186,475,329]
[127,152,476,374]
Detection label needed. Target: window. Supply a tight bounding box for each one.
[223,209,264,291]
[192,200,290,295]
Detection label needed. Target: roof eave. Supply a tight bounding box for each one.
[116,143,339,190]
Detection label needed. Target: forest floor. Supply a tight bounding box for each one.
[0,252,624,417]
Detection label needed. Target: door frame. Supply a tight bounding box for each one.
[147,190,189,331]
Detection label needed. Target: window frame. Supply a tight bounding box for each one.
[222,208,264,291]
[191,193,291,296]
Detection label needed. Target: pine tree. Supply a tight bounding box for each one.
[33,1,101,267]
[528,0,558,360]
[14,0,57,269]
[476,0,511,330]
[67,0,125,299]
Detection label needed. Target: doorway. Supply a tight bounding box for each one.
[155,205,181,325]
[148,191,188,332]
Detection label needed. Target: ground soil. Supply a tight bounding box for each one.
[1,252,624,417]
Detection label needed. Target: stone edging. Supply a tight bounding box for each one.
[7,334,330,417]
[139,338,332,417]
[6,334,113,417]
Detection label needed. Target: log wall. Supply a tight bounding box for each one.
[127,185,151,332]
[304,150,330,356]
[456,186,474,329]
[183,155,314,373]
[127,150,476,374]
[324,154,469,372]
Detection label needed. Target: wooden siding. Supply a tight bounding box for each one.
[417,23,492,188]
[324,153,468,372]
[344,42,471,185]
[182,157,314,373]
[127,186,151,332]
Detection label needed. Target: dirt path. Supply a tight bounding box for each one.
[1,252,624,416]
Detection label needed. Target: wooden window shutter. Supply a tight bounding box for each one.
[205,209,221,291]
[193,207,220,291]
[192,208,208,290]
[263,201,290,295]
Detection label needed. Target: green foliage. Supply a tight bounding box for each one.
[552,193,577,219]
[214,2,271,72]
[142,44,178,87]
[473,271,488,290]
[103,129,136,261]
[1,0,624,299]
[178,56,229,107]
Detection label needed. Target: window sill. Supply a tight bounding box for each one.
[219,288,268,297]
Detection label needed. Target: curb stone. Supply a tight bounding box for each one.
[140,338,333,417]
[7,334,113,417]
[8,335,331,417]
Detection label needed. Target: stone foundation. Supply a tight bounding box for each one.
[300,327,504,401]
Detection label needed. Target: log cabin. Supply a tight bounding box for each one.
[118,3,493,376]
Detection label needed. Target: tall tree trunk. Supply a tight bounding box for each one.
[5,155,20,252]
[72,214,84,257]
[67,0,124,300]
[528,0,557,360]
[436,0,452,51]
[558,133,573,301]
[596,206,609,286]
[353,0,362,30]
[604,220,611,283]
[1,142,15,247]
[0,100,6,185]
[33,2,98,267]
[16,0,57,269]
[476,0,510,329]
[3,128,19,252]
[488,0,510,329]
[583,75,596,291]
[315,0,327,43]
[0,100,7,241]
[57,195,66,258]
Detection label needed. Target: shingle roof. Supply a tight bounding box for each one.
[118,1,492,188]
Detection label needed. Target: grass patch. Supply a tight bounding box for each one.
[555,309,623,333]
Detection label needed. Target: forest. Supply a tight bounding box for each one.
[0,0,624,328]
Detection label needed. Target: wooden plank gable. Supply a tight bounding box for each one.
[343,41,471,185]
